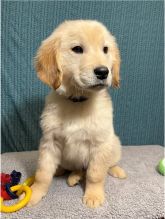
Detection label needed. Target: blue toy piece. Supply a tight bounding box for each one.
[5,184,18,199]
[10,170,21,185]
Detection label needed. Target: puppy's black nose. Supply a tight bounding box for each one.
[94,66,109,80]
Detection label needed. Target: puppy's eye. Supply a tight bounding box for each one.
[103,46,108,54]
[72,46,83,54]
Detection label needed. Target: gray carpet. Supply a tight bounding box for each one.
[1,146,164,219]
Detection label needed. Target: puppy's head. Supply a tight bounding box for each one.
[35,20,121,94]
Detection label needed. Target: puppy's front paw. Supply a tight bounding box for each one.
[27,183,47,207]
[83,192,105,208]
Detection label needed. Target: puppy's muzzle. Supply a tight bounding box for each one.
[94,66,109,80]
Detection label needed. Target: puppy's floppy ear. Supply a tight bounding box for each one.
[35,37,62,89]
[111,39,121,88]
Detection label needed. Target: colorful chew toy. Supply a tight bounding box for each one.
[157,158,165,176]
[0,170,34,213]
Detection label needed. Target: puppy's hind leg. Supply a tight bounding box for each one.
[28,138,61,206]
[108,135,127,179]
[108,165,127,179]
[67,170,84,187]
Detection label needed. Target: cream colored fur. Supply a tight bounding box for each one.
[28,20,127,208]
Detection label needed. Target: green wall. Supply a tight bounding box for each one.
[2,1,164,153]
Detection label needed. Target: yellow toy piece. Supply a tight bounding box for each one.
[16,176,35,196]
[0,176,35,213]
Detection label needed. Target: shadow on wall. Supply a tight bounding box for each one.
[2,97,45,153]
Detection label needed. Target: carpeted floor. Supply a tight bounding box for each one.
[1,145,164,219]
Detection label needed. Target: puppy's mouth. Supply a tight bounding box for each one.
[88,83,108,89]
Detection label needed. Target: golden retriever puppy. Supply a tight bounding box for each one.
[29,20,127,208]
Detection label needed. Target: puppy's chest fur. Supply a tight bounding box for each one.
[41,92,114,170]
[61,114,111,170]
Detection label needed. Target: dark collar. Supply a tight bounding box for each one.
[68,96,88,103]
